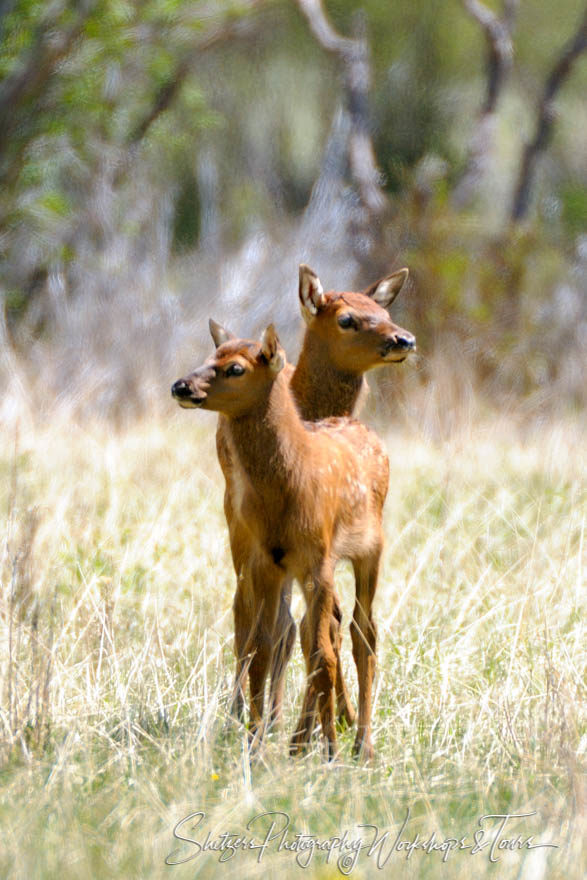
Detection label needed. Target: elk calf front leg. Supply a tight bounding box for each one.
[231,570,254,722]
[291,569,337,759]
[268,580,296,727]
[228,507,253,721]
[299,589,355,727]
[289,609,317,753]
[245,556,284,744]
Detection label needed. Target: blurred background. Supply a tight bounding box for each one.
[0,0,585,429]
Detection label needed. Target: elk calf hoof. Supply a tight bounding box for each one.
[352,736,374,763]
[325,739,339,762]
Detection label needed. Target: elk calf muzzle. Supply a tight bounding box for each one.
[384,332,416,355]
[171,379,190,397]
[171,378,208,407]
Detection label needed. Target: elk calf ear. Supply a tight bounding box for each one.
[365,268,409,308]
[209,318,237,347]
[260,324,285,373]
[299,263,326,323]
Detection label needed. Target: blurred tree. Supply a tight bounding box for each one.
[297,0,386,217]
[295,0,388,266]
[452,0,519,209]
[0,0,267,325]
[0,0,585,417]
[511,6,587,221]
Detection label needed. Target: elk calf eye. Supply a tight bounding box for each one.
[338,314,356,330]
[225,364,245,377]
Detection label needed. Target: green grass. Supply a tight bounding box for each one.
[0,413,585,879]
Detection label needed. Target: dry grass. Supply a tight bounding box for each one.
[0,408,585,879]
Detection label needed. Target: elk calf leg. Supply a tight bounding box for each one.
[268,582,296,726]
[300,590,355,727]
[245,557,283,742]
[289,611,317,753]
[331,593,356,726]
[350,552,380,761]
[231,576,253,721]
[228,509,253,721]
[247,630,272,741]
[292,576,337,758]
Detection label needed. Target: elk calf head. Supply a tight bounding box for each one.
[171,324,285,417]
[298,264,416,373]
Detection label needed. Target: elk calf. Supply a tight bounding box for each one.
[212,265,415,730]
[172,327,390,759]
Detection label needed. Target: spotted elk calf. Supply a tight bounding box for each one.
[210,266,415,735]
[173,325,395,759]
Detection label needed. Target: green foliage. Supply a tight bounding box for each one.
[0,0,585,407]
[561,182,587,236]
[172,172,201,253]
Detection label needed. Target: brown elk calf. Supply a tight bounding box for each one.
[211,265,415,730]
[172,326,391,759]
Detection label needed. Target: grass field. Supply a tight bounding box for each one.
[0,409,585,879]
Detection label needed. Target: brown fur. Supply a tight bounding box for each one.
[214,267,414,737]
[173,326,392,759]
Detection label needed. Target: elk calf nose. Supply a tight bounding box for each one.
[384,333,416,354]
[171,379,191,399]
[395,333,415,351]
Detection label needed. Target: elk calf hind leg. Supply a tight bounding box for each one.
[331,593,356,726]
[231,577,254,722]
[350,550,381,761]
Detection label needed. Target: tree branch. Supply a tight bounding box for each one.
[127,4,264,147]
[113,0,265,187]
[511,8,587,222]
[462,0,516,115]
[297,0,354,53]
[452,0,518,208]
[0,2,97,160]
[296,0,386,216]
